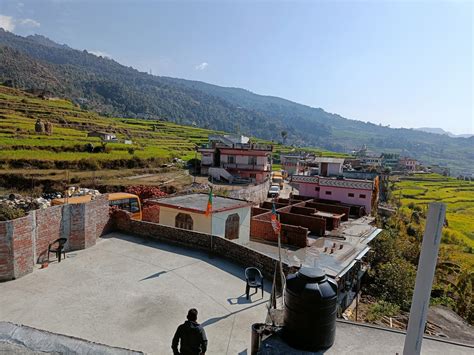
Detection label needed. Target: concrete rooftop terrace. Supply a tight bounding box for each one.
[150,193,252,213]
[0,233,270,354]
[0,232,471,354]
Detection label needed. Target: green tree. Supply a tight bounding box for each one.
[371,257,416,310]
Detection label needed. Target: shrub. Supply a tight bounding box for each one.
[366,301,400,322]
[371,257,417,310]
[0,205,26,221]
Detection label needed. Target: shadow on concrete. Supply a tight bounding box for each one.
[227,292,262,305]
[238,350,248,355]
[101,232,262,283]
[201,299,268,328]
[139,271,168,281]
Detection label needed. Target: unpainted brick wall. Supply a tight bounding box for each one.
[0,195,110,281]
[304,202,350,221]
[251,207,269,217]
[0,222,13,280]
[279,212,326,235]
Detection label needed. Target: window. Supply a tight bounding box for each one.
[249,156,257,165]
[250,173,257,179]
[359,194,366,199]
[315,187,320,192]
[325,191,332,195]
[228,155,236,164]
[175,213,193,230]
[225,213,240,240]
[348,193,354,198]
[109,198,140,213]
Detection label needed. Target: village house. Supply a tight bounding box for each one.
[280,153,305,175]
[290,158,379,214]
[198,135,273,183]
[148,193,252,244]
[359,156,382,167]
[398,156,419,171]
[381,153,400,169]
[87,130,117,141]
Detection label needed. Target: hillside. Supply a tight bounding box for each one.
[0,29,472,174]
[0,85,339,170]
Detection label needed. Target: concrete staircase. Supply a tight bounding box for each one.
[209,167,234,183]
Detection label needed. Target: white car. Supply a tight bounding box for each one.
[268,185,280,198]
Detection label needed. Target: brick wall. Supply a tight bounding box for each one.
[251,207,269,217]
[35,206,64,263]
[304,202,350,221]
[279,212,326,235]
[0,195,110,281]
[112,210,295,279]
[250,217,308,247]
[0,222,13,280]
[11,215,35,278]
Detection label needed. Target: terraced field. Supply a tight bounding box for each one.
[394,173,474,268]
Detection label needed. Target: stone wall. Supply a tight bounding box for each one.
[0,195,110,281]
[225,180,270,204]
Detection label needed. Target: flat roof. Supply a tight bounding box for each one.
[312,157,345,164]
[248,216,382,278]
[149,193,252,213]
[258,320,473,354]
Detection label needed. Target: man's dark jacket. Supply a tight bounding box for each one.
[172,320,208,355]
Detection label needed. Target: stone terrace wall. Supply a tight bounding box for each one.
[0,195,110,281]
[112,210,293,279]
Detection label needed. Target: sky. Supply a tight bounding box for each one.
[0,0,473,135]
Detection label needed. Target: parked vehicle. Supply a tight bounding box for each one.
[51,192,142,220]
[268,185,280,198]
[272,172,284,188]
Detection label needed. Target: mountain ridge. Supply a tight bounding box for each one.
[0,29,472,174]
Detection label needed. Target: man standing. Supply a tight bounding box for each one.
[172,308,208,355]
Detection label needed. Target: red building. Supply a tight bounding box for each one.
[198,135,273,183]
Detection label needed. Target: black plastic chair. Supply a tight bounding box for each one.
[48,238,67,263]
[245,267,264,299]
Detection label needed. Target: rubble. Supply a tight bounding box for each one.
[0,187,101,215]
[0,196,50,211]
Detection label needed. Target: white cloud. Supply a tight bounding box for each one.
[0,15,15,32]
[89,50,111,58]
[195,62,209,71]
[19,18,40,28]
[0,14,41,32]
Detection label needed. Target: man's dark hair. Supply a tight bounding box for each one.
[187,308,198,322]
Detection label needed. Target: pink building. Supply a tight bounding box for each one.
[291,175,377,214]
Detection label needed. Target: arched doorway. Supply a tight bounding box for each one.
[175,213,193,230]
[225,213,240,240]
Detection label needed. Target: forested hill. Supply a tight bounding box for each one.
[0,29,472,174]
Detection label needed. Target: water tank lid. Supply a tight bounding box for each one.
[299,266,326,281]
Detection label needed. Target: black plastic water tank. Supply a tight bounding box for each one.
[283,266,338,351]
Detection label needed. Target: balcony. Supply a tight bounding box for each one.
[221,163,270,171]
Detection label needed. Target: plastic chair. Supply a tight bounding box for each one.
[48,238,67,263]
[245,267,264,299]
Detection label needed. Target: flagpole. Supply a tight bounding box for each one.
[277,212,285,302]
